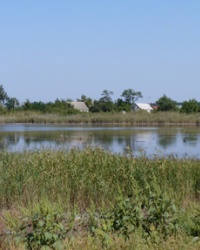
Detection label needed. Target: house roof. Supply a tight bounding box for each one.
[135,103,153,111]
[70,102,89,111]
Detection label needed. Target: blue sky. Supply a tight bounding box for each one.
[0,0,200,103]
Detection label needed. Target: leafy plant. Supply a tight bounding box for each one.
[90,187,179,243]
[189,207,200,237]
[103,196,143,239]
[15,207,68,249]
[141,187,179,242]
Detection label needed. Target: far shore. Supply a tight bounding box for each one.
[0,111,200,125]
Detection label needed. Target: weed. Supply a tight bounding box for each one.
[15,206,69,250]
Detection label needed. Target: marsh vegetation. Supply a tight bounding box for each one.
[1,111,200,125]
[0,148,199,249]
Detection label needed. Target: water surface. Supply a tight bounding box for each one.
[0,124,200,158]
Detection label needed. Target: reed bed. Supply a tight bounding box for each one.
[0,148,199,249]
[1,111,200,124]
[0,148,199,208]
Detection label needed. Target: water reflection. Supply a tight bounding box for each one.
[0,125,200,158]
[157,129,177,149]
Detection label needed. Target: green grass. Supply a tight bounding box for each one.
[0,148,199,209]
[0,148,199,249]
[1,110,200,124]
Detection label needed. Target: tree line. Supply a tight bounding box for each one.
[0,85,200,114]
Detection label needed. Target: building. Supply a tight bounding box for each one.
[151,104,159,110]
[69,102,89,112]
[133,103,153,113]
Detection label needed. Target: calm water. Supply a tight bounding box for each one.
[0,124,200,158]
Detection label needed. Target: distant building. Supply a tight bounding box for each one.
[69,102,89,112]
[133,103,153,113]
[151,104,159,110]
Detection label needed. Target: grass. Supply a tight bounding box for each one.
[1,110,200,124]
[0,148,199,249]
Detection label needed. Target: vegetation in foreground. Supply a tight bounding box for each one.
[0,148,199,249]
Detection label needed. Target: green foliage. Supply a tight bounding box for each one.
[101,196,143,239]
[0,148,199,248]
[5,97,20,110]
[185,205,200,237]
[100,90,114,103]
[90,100,115,112]
[90,90,116,112]
[1,110,200,124]
[181,99,200,113]
[91,188,179,243]
[115,98,131,112]
[156,95,177,111]
[121,88,143,105]
[190,208,200,237]
[0,85,8,105]
[0,104,7,114]
[141,187,179,241]
[77,94,93,108]
[21,98,79,115]
[22,99,31,110]
[0,147,199,210]
[15,206,68,249]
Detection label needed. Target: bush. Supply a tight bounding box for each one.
[15,206,69,249]
[91,187,179,243]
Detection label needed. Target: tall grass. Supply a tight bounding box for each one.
[1,111,200,124]
[0,148,199,249]
[0,148,199,210]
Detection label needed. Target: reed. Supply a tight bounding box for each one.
[0,148,199,210]
[0,148,199,249]
[1,111,200,124]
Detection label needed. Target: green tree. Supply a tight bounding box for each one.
[90,99,115,112]
[50,99,77,114]
[121,89,142,105]
[0,85,8,105]
[5,97,20,110]
[115,98,131,112]
[156,95,177,111]
[22,99,32,110]
[90,90,115,112]
[77,94,93,108]
[181,99,200,113]
[99,90,114,102]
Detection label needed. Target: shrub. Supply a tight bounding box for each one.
[91,187,179,243]
[15,206,69,249]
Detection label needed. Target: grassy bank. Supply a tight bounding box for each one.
[1,111,200,124]
[0,148,199,249]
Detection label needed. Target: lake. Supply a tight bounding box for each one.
[0,124,200,158]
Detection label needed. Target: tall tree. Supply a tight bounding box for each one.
[5,97,19,110]
[180,99,200,113]
[115,98,131,112]
[0,85,8,105]
[99,90,114,102]
[121,89,142,105]
[22,99,32,110]
[156,95,177,111]
[90,90,115,112]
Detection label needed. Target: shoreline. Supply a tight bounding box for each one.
[0,121,199,126]
[0,111,200,126]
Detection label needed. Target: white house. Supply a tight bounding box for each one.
[69,102,89,112]
[133,103,153,113]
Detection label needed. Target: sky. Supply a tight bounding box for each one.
[0,0,200,103]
